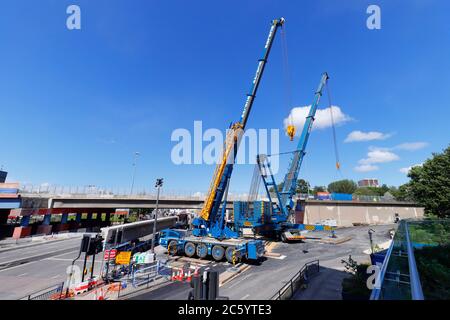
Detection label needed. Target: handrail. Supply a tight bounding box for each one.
[370,234,395,300]
[404,221,424,300]
[270,260,319,300]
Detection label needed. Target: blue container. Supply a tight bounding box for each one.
[331,193,353,201]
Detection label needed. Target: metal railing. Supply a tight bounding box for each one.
[370,219,425,300]
[20,282,65,300]
[270,260,320,300]
[18,184,265,201]
[130,260,171,288]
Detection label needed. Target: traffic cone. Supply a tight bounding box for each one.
[177,269,184,281]
[185,270,192,282]
[171,270,177,281]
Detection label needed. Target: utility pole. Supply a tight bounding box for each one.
[151,178,164,255]
[368,229,375,254]
[130,152,140,195]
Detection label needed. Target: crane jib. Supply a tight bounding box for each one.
[200,18,285,223]
[280,73,329,206]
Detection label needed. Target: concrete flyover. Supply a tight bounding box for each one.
[3,192,425,239]
[19,194,235,210]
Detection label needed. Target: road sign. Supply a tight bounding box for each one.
[104,249,117,261]
[115,251,132,265]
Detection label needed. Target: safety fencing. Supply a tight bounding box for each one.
[130,260,172,288]
[270,260,320,300]
[20,282,65,300]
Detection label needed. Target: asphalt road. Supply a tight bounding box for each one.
[0,237,104,300]
[125,224,396,300]
[0,238,81,265]
[126,261,227,300]
[219,224,396,300]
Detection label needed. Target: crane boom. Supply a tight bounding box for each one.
[199,18,285,230]
[279,72,329,211]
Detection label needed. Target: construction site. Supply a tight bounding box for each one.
[1,1,449,307]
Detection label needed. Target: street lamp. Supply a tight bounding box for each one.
[130,152,140,195]
[151,178,164,255]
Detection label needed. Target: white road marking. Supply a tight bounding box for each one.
[240,294,250,300]
[51,275,60,279]
[0,260,41,273]
[17,273,28,277]
[226,273,253,289]
[264,254,287,260]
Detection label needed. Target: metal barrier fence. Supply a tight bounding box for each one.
[130,260,171,288]
[20,282,65,300]
[270,260,320,300]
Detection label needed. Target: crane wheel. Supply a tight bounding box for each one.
[184,242,196,257]
[225,247,239,264]
[196,243,208,259]
[211,245,225,261]
[168,240,178,256]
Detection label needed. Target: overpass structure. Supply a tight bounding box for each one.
[0,187,424,239]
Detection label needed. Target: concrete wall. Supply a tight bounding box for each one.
[302,201,424,227]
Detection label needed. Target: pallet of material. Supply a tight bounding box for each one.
[320,236,352,244]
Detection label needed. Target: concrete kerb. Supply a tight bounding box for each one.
[219,263,251,287]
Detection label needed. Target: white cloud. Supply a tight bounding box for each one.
[358,148,400,165]
[284,105,351,133]
[394,142,428,151]
[354,164,379,172]
[399,163,423,174]
[344,130,391,143]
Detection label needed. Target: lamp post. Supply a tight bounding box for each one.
[130,152,140,195]
[151,178,164,255]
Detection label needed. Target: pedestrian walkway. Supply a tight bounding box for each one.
[293,266,350,300]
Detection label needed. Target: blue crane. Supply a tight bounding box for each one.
[234,73,334,241]
[191,17,285,240]
[158,18,285,263]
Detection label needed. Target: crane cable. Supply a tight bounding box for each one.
[280,25,296,141]
[325,81,342,173]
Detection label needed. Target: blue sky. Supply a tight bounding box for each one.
[1,0,449,194]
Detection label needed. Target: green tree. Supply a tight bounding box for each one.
[296,179,310,194]
[328,179,358,194]
[379,184,390,195]
[390,184,412,201]
[269,183,283,193]
[353,187,379,196]
[312,186,327,194]
[406,145,450,217]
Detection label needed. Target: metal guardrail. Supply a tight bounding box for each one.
[270,260,320,300]
[20,282,65,300]
[131,260,171,288]
[370,219,425,300]
[404,221,424,300]
[18,184,263,201]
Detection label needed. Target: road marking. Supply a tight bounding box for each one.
[240,294,250,300]
[265,254,286,260]
[0,260,41,273]
[226,273,253,289]
[0,248,79,266]
[17,273,28,277]
[51,275,60,279]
